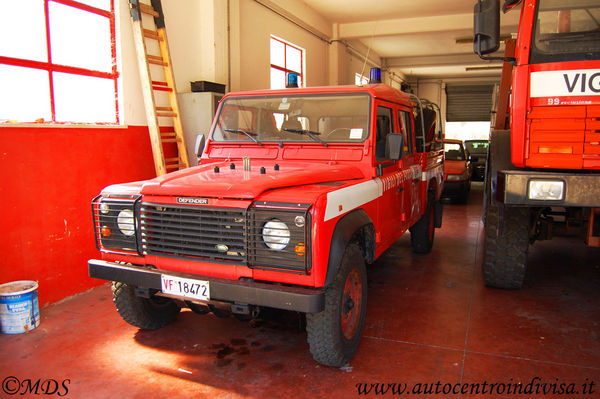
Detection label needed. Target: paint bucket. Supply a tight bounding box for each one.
[0,281,40,334]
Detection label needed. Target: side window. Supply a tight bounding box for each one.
[414,107,425,152]
[399,110,413,155]
[375,106,393,161]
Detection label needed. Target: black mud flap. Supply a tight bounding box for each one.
[434,201,443,228]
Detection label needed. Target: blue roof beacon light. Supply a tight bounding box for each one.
[369,67,382,84]
[286,72,299,88]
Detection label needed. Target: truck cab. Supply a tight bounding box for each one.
[474,0,600,289]
[89,75,444,367]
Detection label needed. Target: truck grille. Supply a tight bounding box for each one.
[140,203,246,263]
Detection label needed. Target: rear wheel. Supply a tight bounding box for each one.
[112,282,180,329]
[306,243,367,367]
[410,194,436,254]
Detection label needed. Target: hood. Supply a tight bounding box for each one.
[140,161,364,199]
[444,160,467,175]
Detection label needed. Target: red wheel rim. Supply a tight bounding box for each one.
[341,269,362,340]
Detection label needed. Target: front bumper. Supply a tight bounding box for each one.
[88,260,324,313]
[496,170,600,207]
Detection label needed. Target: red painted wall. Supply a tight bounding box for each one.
[0,125,155,306]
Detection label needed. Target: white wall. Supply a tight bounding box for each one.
[417,81,446,132]
[117,0,146,125]
[232,0,332,91]
[117,0,382,125]
[345,40,382,86]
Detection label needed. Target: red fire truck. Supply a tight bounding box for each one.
[474,0,600,289]
[88,70,444,366]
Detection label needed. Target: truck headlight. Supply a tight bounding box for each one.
[117,209,135,236]
[92,195,140,254]
[262,219,290,250]
[528,180,564,201]
[249,206,311,272]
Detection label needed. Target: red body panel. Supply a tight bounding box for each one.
[510,0,600,170]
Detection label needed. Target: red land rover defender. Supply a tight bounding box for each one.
[89,74,444,367]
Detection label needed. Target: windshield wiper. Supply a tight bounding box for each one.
[224,128,263,146]
[283,128,328,147]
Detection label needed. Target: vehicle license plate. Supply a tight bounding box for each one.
[161,275,210,301]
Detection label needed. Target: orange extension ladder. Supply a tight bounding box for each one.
[129,0,189,176]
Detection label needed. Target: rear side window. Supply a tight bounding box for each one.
[375,106,393,160]
[399,110,413,155]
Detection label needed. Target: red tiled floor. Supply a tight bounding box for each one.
[1,182,599,398]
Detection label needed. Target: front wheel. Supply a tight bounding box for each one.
[306,243,367,367]
[112,282,181,329]
[483,203,530,289]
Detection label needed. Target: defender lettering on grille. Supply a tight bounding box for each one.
[177,197,208,205]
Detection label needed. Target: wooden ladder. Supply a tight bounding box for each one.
[129,0,189,176]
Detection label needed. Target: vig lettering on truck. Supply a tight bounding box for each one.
[530,69,600,105]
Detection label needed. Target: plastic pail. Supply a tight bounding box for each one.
[0,281,40,334]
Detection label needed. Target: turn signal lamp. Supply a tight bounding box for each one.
[369,67,382,83]
[295,243,305,256]
[101,226,112,237]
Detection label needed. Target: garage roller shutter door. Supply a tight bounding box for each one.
[446,84,494,122]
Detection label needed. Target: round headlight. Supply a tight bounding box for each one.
[99,202,110,214]
[294,215,305,227]
[262,219,290,250]
[117,209,135,236]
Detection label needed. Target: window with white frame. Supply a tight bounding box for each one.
[0,0,119,124]
[355,73,368,86]
[270,36,304,89]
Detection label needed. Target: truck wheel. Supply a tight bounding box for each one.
[112,282,180,329]
[306,243,367,367]
[483,203,530,289]
[410,194,436,254]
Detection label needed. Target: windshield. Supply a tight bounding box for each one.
[444,142,466,161]
[531,0,600,63]
[211,94,371,144]
[464,140,489,154]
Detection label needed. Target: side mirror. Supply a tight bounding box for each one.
[194,134,206,159]
[473,0,500,56]
[385,133,404,161]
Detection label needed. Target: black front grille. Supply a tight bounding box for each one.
[140,203,246,263]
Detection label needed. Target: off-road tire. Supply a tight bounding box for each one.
[410,194,436,254]
[112,282,180,329]
[306,243,367,367]
[483,203,530,289]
